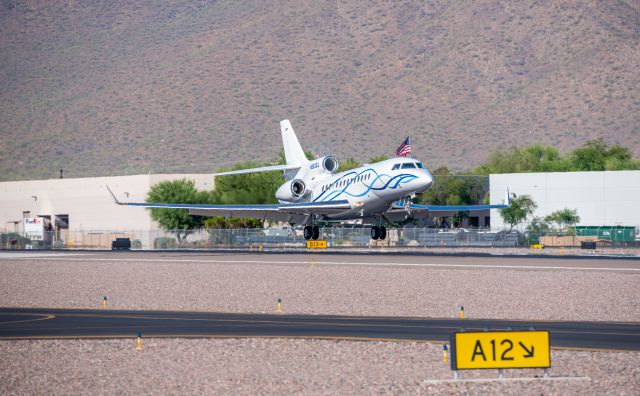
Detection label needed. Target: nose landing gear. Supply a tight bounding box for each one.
[303,225,320,240]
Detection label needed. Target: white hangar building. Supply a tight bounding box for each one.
[0,174,213,247]
[489,170,640,229]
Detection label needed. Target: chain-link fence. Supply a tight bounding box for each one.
[2,226,638,250]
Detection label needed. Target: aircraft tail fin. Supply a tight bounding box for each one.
[280,120,309,167]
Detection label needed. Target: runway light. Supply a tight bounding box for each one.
[443,344,449,363]
[459,306,465,319]
[277,298,282,314]
[136,330,142,350]
[102,296,108,309]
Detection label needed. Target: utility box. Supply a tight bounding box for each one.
[111,238,131,250]
[580,241,597,250]
[575,226,636,242]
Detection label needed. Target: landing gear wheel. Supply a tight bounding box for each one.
[303,226,312,240]
[371,226,380,240]
[312,225,320,240]
[379,226,387,240]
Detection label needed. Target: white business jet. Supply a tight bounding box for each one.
[108,120,509,240]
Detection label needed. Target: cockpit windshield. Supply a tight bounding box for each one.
[401,163,416,169]
[415,162,425,169]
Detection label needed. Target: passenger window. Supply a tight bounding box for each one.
[401,163,416,169]
[391,164,400,170]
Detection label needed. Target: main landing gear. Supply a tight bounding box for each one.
[303,225,320,240]
[370,225,387,240]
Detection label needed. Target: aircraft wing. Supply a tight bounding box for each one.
[107,186,350,222]
[391,188,511,214]
[212,164,300,177]
[407,202,509,212]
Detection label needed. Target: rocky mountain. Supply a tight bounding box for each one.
[1,0,638,180]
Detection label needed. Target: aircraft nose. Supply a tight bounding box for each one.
[419,170,434,192]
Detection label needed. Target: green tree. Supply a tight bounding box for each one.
[568,138,636,171]
[525,216,551,244]
[146,179,212,241]
[499,194,537,230]
[474,145,569,174]
[544,208,580,231]
[474,139,640,175]
[570,138,611,171]
[204,217,262,229]
[212,161,282,204]
[339,157,361,172]
[418,167,485,206]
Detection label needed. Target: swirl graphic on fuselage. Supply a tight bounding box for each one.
[312,168,418,202]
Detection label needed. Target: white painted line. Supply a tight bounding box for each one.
[422,376,590,384]
[1,256,638,272]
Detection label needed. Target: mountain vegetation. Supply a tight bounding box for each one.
[1,1,639,181]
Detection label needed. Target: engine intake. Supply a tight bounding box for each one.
[321,156,339,173]
[276,179,307,202]
[290,179,306,196]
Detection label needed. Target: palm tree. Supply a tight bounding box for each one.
[499,194,537,230]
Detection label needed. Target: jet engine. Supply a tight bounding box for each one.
[275,179,307,201]
[320,156,339,173]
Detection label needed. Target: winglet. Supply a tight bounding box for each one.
[106,185,126,205]
[504,187,511,206]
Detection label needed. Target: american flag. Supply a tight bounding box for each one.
[395,137,411,157]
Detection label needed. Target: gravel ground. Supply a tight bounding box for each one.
[0,254,638,322]
[419,246,640,257]
[1,253,638,394]
[1,338,638,395]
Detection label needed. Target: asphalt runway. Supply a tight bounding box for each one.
[1,308,638,351]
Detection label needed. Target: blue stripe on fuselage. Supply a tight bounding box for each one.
[313,168,417,202]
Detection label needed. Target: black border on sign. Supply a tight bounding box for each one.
[450,330,551,370]
[449,332,457,371]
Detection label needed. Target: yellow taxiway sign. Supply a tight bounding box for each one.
[306,240,327,249]
[451,330,550,370]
